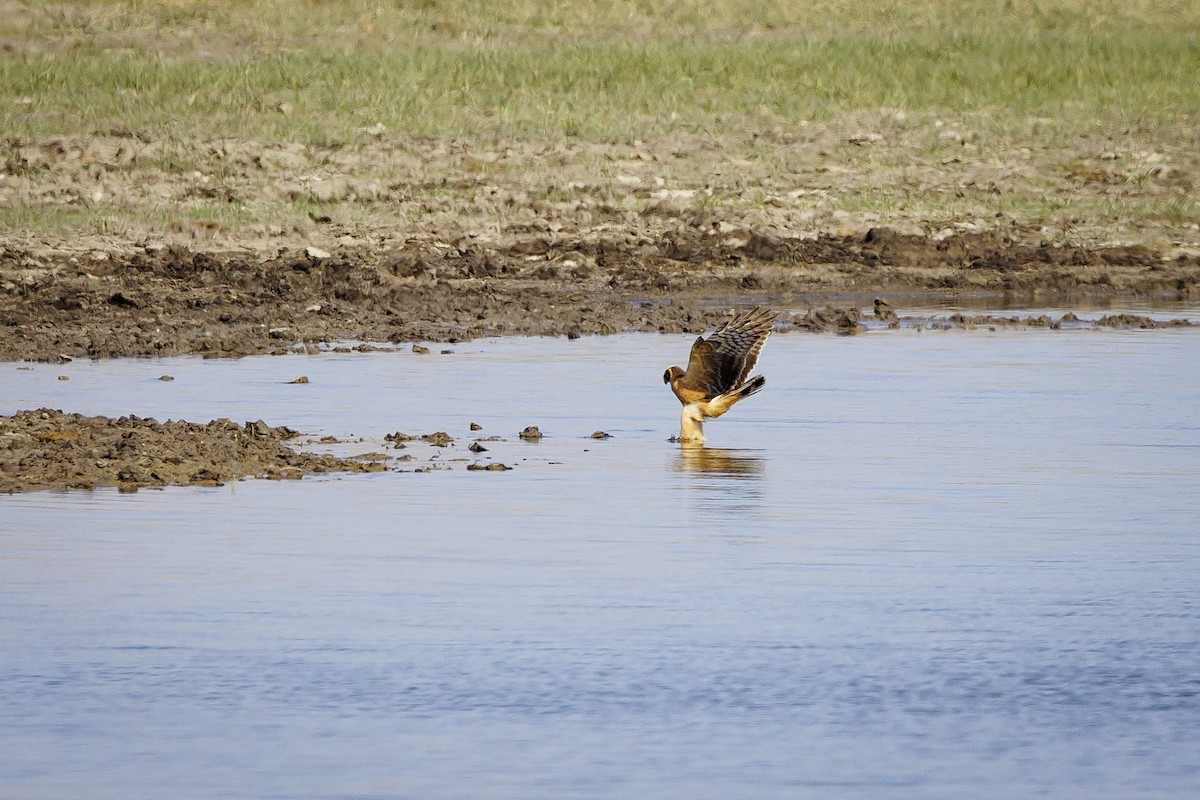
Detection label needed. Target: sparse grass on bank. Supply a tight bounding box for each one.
[2,1,1198,251]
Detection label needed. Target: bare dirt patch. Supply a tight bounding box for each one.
[4,226,1198,361]
[3,129,1200,361]
[0,408,386,493]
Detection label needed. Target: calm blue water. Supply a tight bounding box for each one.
[2,328,1199,799]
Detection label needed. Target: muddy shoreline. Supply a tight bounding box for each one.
[4,226,1198,362]
[5,223,1199,494]
[0,408,391,493]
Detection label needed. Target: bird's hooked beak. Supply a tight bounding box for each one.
[663,368,672,384]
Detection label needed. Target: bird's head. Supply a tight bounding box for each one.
[663,366,684,385]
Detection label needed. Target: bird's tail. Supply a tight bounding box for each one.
[704,375,766,419]
[735,374,766,399]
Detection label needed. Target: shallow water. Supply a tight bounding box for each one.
[3,328,1200,799]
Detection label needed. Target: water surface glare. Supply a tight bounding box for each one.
[3,330,1200,799]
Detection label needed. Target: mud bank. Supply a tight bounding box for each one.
[0,408,542,492]
[3,227,1198,361]
[0,408,387,493]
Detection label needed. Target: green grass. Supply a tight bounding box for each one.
[4,2,1199,142]
[3,36,1198,143]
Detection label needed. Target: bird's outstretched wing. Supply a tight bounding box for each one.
[681,306,776,398]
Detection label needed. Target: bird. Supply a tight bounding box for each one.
[663,306,776,443]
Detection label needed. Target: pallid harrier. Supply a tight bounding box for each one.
[663,306,776,443]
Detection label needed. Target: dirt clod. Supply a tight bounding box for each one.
[467,462,512,471]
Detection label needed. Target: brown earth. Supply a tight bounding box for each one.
[4,226,1198,362]
[0,409,538,493]
[0,408,389,493]
[4,132,1200,361]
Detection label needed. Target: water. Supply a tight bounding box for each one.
[3,328,1200,799]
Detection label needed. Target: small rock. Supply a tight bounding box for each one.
[469,422,483,431]
[58,375,69,381]
[412,344,430,354]
[422,432,453,447]
[519,426,543,441]
[57,354,73,364]
[468,442,487,453]
[107,291,139,309]
[590,431,611,439]
[245,420,276,437]
[290,376,309,384]
[467,462,512,471]
[159,375,174,382]
[304,245,330,259]
[266,467,304,480]
[189,468,223,486]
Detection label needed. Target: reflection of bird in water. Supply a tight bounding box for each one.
[675,445,765,517]
[663,306,775,443]
[676,444,764,477]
